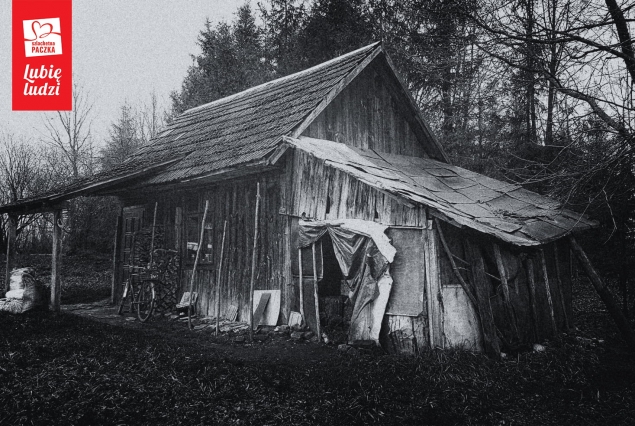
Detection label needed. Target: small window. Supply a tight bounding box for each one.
[184,198,212,264]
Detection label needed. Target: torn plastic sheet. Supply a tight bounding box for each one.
[299,219,396,343]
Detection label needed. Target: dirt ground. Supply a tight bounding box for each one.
[61,298,339,364]
[0,253,634,425]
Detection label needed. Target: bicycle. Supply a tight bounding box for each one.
[116,267,156,322]
[117,248,178,322]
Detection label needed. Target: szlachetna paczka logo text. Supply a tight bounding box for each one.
[22,18,63,96]
[12,0,72,112]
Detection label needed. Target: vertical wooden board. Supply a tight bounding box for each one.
[326,167,340,220]
[382,315,415,354]
[385,228,425,316]
[442,285,483,351]
[528,253,550,340]
[412,314,429,352]
[111,213,123,304]
[498,248,531,344]
[540,249,558,334]
[465,239,501,357]
[423,221,443,348]
[252,291,281,326]
[547,242,568,330]
[525,257,540,342]
[556,240,574,324]
[302,277,318,334]
[50,210,63,312]
[337,172,350,218]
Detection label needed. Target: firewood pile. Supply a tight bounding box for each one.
[132,227,180,314]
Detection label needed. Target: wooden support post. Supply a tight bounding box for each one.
[423,220,440,348]
[539,249,558,334]
[248,182,261,341]
[493,243,519,339]
[111,213,123,304]
[312,242,321,341]
[525,257,539,341]
[175,207,183,254]
[216,220,227,336]
[298,248,305,322]
[4,214,16,296]
[569,236,635,348]
[282,216,292,323]
[188,200,209,330]
[148,202,158,266]
[553,244,569,330]
[466,240,500,357]
[50,209,63,312]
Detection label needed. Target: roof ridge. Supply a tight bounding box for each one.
[183,42,381,115]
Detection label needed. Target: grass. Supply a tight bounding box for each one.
[0,254,633,425]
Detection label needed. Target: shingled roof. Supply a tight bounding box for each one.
[0,43,596,247]
[0,43,385,212]
[2,42,449,213]
[284,136,596,246]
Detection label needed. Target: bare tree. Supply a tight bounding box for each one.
[0,132,49,291]
[42,82,95,180]
[138,91,164,143]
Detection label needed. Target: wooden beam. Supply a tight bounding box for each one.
[553,244,570,329]
[465,240,501,357]
[188,200,209,329]
[539,249,558,334]
[298,248,305,323]
[4,214,16,296]
[216,220,228,336]
[174,206,183,257]
[493,243,520,340]
[282,216,292,323]
[111,213,123,304]
[525,257,539,342]
[312,242,321,340]
[50,209,63,312]
[569,236,635,348]
[248,182,261,340]
[423,219,442,348]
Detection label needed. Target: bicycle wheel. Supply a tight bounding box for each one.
[136,279,156,322]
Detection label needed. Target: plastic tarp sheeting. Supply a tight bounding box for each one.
[299,219,396,343]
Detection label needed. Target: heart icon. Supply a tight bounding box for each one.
[32,21,54,39]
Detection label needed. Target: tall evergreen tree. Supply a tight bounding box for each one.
[101,102,142,170]
[170,5,271,116]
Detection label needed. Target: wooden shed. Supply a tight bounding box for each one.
[0,43,603,355]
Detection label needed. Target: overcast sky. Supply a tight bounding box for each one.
[0,0,251,147]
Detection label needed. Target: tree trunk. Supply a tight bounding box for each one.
[4,214,17,296]
[569,236,635,349]
[50,210,63,312]
[605,0,635,82]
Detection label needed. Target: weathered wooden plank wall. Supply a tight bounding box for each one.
[180,174,285,322]
[120,175,285,323]
[301,61,429,158]
[436,221,573,351]
[286,149,426,226]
